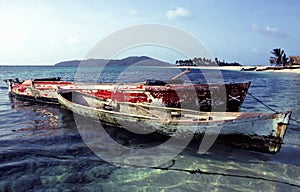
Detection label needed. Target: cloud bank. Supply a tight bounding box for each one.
[166,7,191,20]
[251,24,287,38]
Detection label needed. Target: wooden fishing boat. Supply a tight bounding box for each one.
[240,67,257,71]
[4,77,251,112]
[57,91,291,154]
[60,81,251,112]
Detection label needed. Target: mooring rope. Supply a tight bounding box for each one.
[25,146,300,188]
[110,160,300,188]
[156,161,300,188]
[247,92,279,113]
[290,118,300,124]
[247,92,300,124]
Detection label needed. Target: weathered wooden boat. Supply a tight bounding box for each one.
[4,77,251,112]
[4,78,73,104]
[60,81,251,112]
[57,91,291,154]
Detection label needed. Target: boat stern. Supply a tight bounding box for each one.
[275,111,292,138]
[268,111,292,153]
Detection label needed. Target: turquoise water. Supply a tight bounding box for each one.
[0,66,300,191]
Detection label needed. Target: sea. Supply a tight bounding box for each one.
[0,65,300,192]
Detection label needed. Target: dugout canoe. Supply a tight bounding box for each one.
[57,91,291,154]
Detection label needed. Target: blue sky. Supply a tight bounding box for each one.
[1,0,300,65]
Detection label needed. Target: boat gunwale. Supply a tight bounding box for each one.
[57,92,159,120]
[58,90,292,126]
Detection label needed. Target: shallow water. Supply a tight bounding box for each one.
[0,65,300,191]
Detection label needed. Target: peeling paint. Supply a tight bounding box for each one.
[5,79,250,113]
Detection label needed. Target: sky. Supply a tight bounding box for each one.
[1,0,300,65]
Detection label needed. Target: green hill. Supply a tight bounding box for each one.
[54,56,173,67]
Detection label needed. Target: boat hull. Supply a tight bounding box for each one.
[61,81,251,112]
[5,78,250,112]
[58,91,291,153]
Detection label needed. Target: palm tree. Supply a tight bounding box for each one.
[269,48,289,67]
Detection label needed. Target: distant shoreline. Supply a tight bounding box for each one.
[1,65,300,73]
[174,65,300,73]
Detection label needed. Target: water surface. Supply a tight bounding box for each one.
[0,66,299,191]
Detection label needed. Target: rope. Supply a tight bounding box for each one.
[26,145,300,188]
[247,92,279,113]
[290,118,300,124]
[110,160,300,188]
[247,92,300,125]
[171,167,300,188]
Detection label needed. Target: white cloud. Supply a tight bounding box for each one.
[251,24,287,38]
[166,7,191,20]
[129,9,139,16]
[263,26,278,34]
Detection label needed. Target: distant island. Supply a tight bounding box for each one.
[55,56,173,67]
[175,57,241,66]
[55,56,242,68]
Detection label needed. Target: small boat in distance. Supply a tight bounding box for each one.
[4,77,251,112]
[57,91,291,154]
[240,67,257,71]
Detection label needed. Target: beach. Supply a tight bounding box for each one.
[175,65,300,73]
